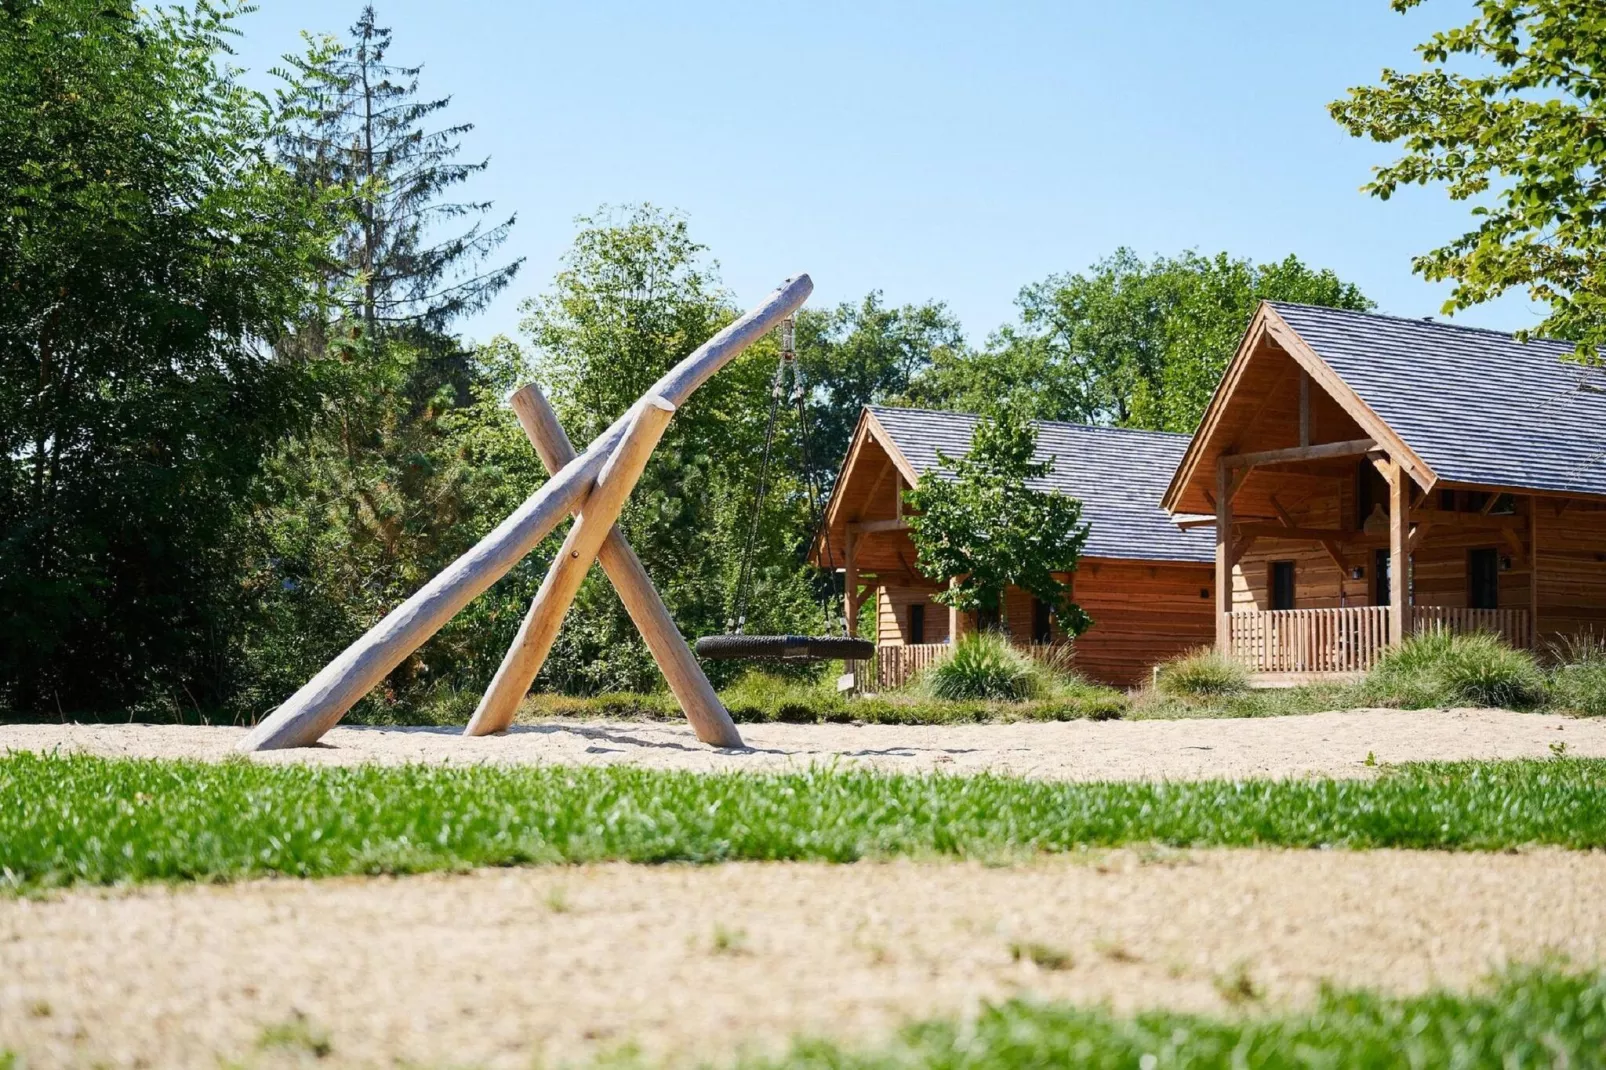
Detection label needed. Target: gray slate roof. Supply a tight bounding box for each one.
[1271,302,1606,498]
[869,406,1214,563]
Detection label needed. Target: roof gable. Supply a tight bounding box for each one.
[869,406,1213,563]
[1268,302,1606,499]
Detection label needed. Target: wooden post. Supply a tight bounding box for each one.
[1530,496,1541,649]
[948,577,969,644]
[1388,458,1408,646]
[508,384,741,747]
[237,274,812,751]
[467,397,676,736]
[844,529,860,637]
[1215,459,1233,654]
[1298,370,1311,447]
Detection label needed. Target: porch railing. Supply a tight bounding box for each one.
[1227,605,1532,675]
[1228,606,1390,675]
[1410,606,1532,651]
[851,641,1072,692]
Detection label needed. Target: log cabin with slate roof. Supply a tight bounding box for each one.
[1163,301,1606,685]
[813,406,1217,689]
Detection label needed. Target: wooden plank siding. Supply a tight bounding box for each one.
[870,557,1214,689]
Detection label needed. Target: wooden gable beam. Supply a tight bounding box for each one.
[1222,438,1377,470]
[1261,309,1435,492]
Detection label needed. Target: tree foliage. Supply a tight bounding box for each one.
[794,293,966,492]
[276,4,521,333]
[904,409,1091,634]
[520,205,825,690]
[1331,0,1606,351]
[0,0,331,713]
[909,250,1369,432]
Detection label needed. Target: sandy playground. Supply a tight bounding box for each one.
[2,706,1600,781]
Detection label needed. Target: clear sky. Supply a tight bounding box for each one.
[226,0,1541,349]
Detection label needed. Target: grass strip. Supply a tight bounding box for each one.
[2,754,1605,891]
[740,965,1606,1069]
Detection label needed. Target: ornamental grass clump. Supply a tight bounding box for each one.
[1360,629,1547,710]
[1154,648,1250,699]
[1547,633,1606,717]
[922,632,1042,701]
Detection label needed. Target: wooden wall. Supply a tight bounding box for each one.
[877,583,952,646]
[1536,499,1606,647]
[1231,478,1606,653]
[873,556,1215,688]
[1075,559,1215,687]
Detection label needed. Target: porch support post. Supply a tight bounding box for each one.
[948,577,970,644]
[1388,458,1408,646]
[844,529,861,637]
[1215,458,1233,654]
[1530,496,1541,648]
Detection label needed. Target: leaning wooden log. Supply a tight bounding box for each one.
[508,383,743,747]
[466,396,675,736]
[237,274,812,751]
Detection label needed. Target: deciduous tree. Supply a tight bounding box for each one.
[904,409,1092,634]
[1331,0,1606,351]
[909,250,1368,432]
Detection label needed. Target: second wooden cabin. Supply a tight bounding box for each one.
[813,407,1217,689]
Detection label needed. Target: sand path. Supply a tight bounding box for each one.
[2,707,1598,781]
[2,850,1602,1068]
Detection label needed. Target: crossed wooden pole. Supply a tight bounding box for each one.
[238,275,812,752]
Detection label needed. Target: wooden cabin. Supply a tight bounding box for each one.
[1163,301,1606,684]
[813,407,1216,689]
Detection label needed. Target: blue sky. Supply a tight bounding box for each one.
[227,0,1540,348]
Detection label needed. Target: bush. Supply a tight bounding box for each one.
[921,633,1042,701]
[518,667,1127,726]
[1359,629,1547,710]
[1154,648,1250,699]
[1548,633,1606,717]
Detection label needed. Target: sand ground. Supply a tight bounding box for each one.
[2,707,1599,781]
[1,850,1602,1069]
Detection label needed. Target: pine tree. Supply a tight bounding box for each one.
[278,5,522,334]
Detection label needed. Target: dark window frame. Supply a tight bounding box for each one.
[1270,560,1296,611]
[1469,547,1500,610]
[1030,598,1052,644]
[907,603,926,645]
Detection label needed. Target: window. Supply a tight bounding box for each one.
[1469,548,1500,609]
[977,605,1002,633]
[907,604,926,645]
[1374,548,1391,606]
[1031,598,1052,643]
[1270,561,1296,611]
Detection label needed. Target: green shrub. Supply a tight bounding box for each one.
[1154,648,1250,699]
[921,633,1041,701]
[1547,633,1606,717]
[1360,629,1547,710]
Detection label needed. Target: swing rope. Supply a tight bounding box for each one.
[702,316,869,662]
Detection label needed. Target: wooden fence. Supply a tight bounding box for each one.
[1227,605,1531,675]
[852,641,1074,692]
[1410,606,1532,651]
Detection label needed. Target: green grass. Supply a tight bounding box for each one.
[1153,648,1249,699]
[1356,629,1548,711]
[740,965,1606,1069]
[919,632,1041,701]
[4,754,1606,892]
[520,668,1126,726]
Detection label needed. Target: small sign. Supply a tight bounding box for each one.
[836,672,856,693]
